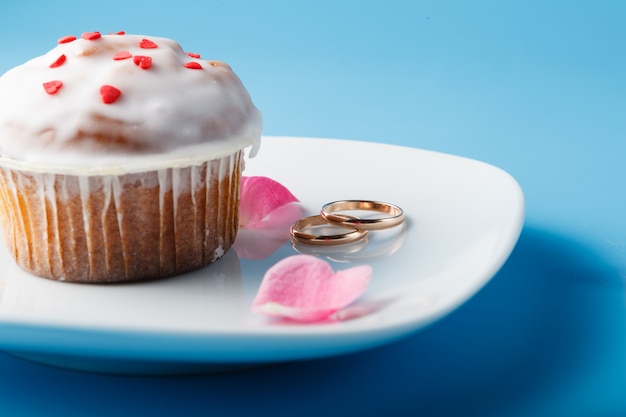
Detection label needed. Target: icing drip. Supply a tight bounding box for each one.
[0,151,242,281]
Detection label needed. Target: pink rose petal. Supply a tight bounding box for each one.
[242,202,303,237]
[232,228,288,260]
[251,255,372,322]
[234,176,303,259]
[240,176,299,229]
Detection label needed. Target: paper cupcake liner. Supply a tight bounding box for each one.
[0,150,243,283]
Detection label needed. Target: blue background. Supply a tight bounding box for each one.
[1,1,625,416]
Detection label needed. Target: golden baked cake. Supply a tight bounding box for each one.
[0,31,262,282]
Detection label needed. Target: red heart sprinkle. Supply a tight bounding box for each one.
[113,51,132,60]
[49,54,67,68]
[139,39,158,49]
[133,55,152,69]
[184,62,203,70]
[82,32,102,41]
[43,80,63,95]
[186,52,201,59]
[113,31,126,35]
[100,85,122,104]
[58,35,77,44]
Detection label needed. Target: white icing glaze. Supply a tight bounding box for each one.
[0,32,261,174]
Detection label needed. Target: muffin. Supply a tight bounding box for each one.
[0,31,262,283]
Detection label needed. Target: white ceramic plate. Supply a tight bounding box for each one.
[0,137,524,375]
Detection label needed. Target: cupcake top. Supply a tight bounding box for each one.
[0,31,261,174]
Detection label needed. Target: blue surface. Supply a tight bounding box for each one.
[1,1,625,416]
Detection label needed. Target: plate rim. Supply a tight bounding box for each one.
[0,136,525,371]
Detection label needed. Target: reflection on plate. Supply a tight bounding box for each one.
[0,137,524,375]
[291,221,409,262]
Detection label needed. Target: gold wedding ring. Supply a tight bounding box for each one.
[290,215,368,246]
[320,200,405,230]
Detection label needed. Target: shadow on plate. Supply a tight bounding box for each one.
[181,225,625,416]
[1,225,624,417]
